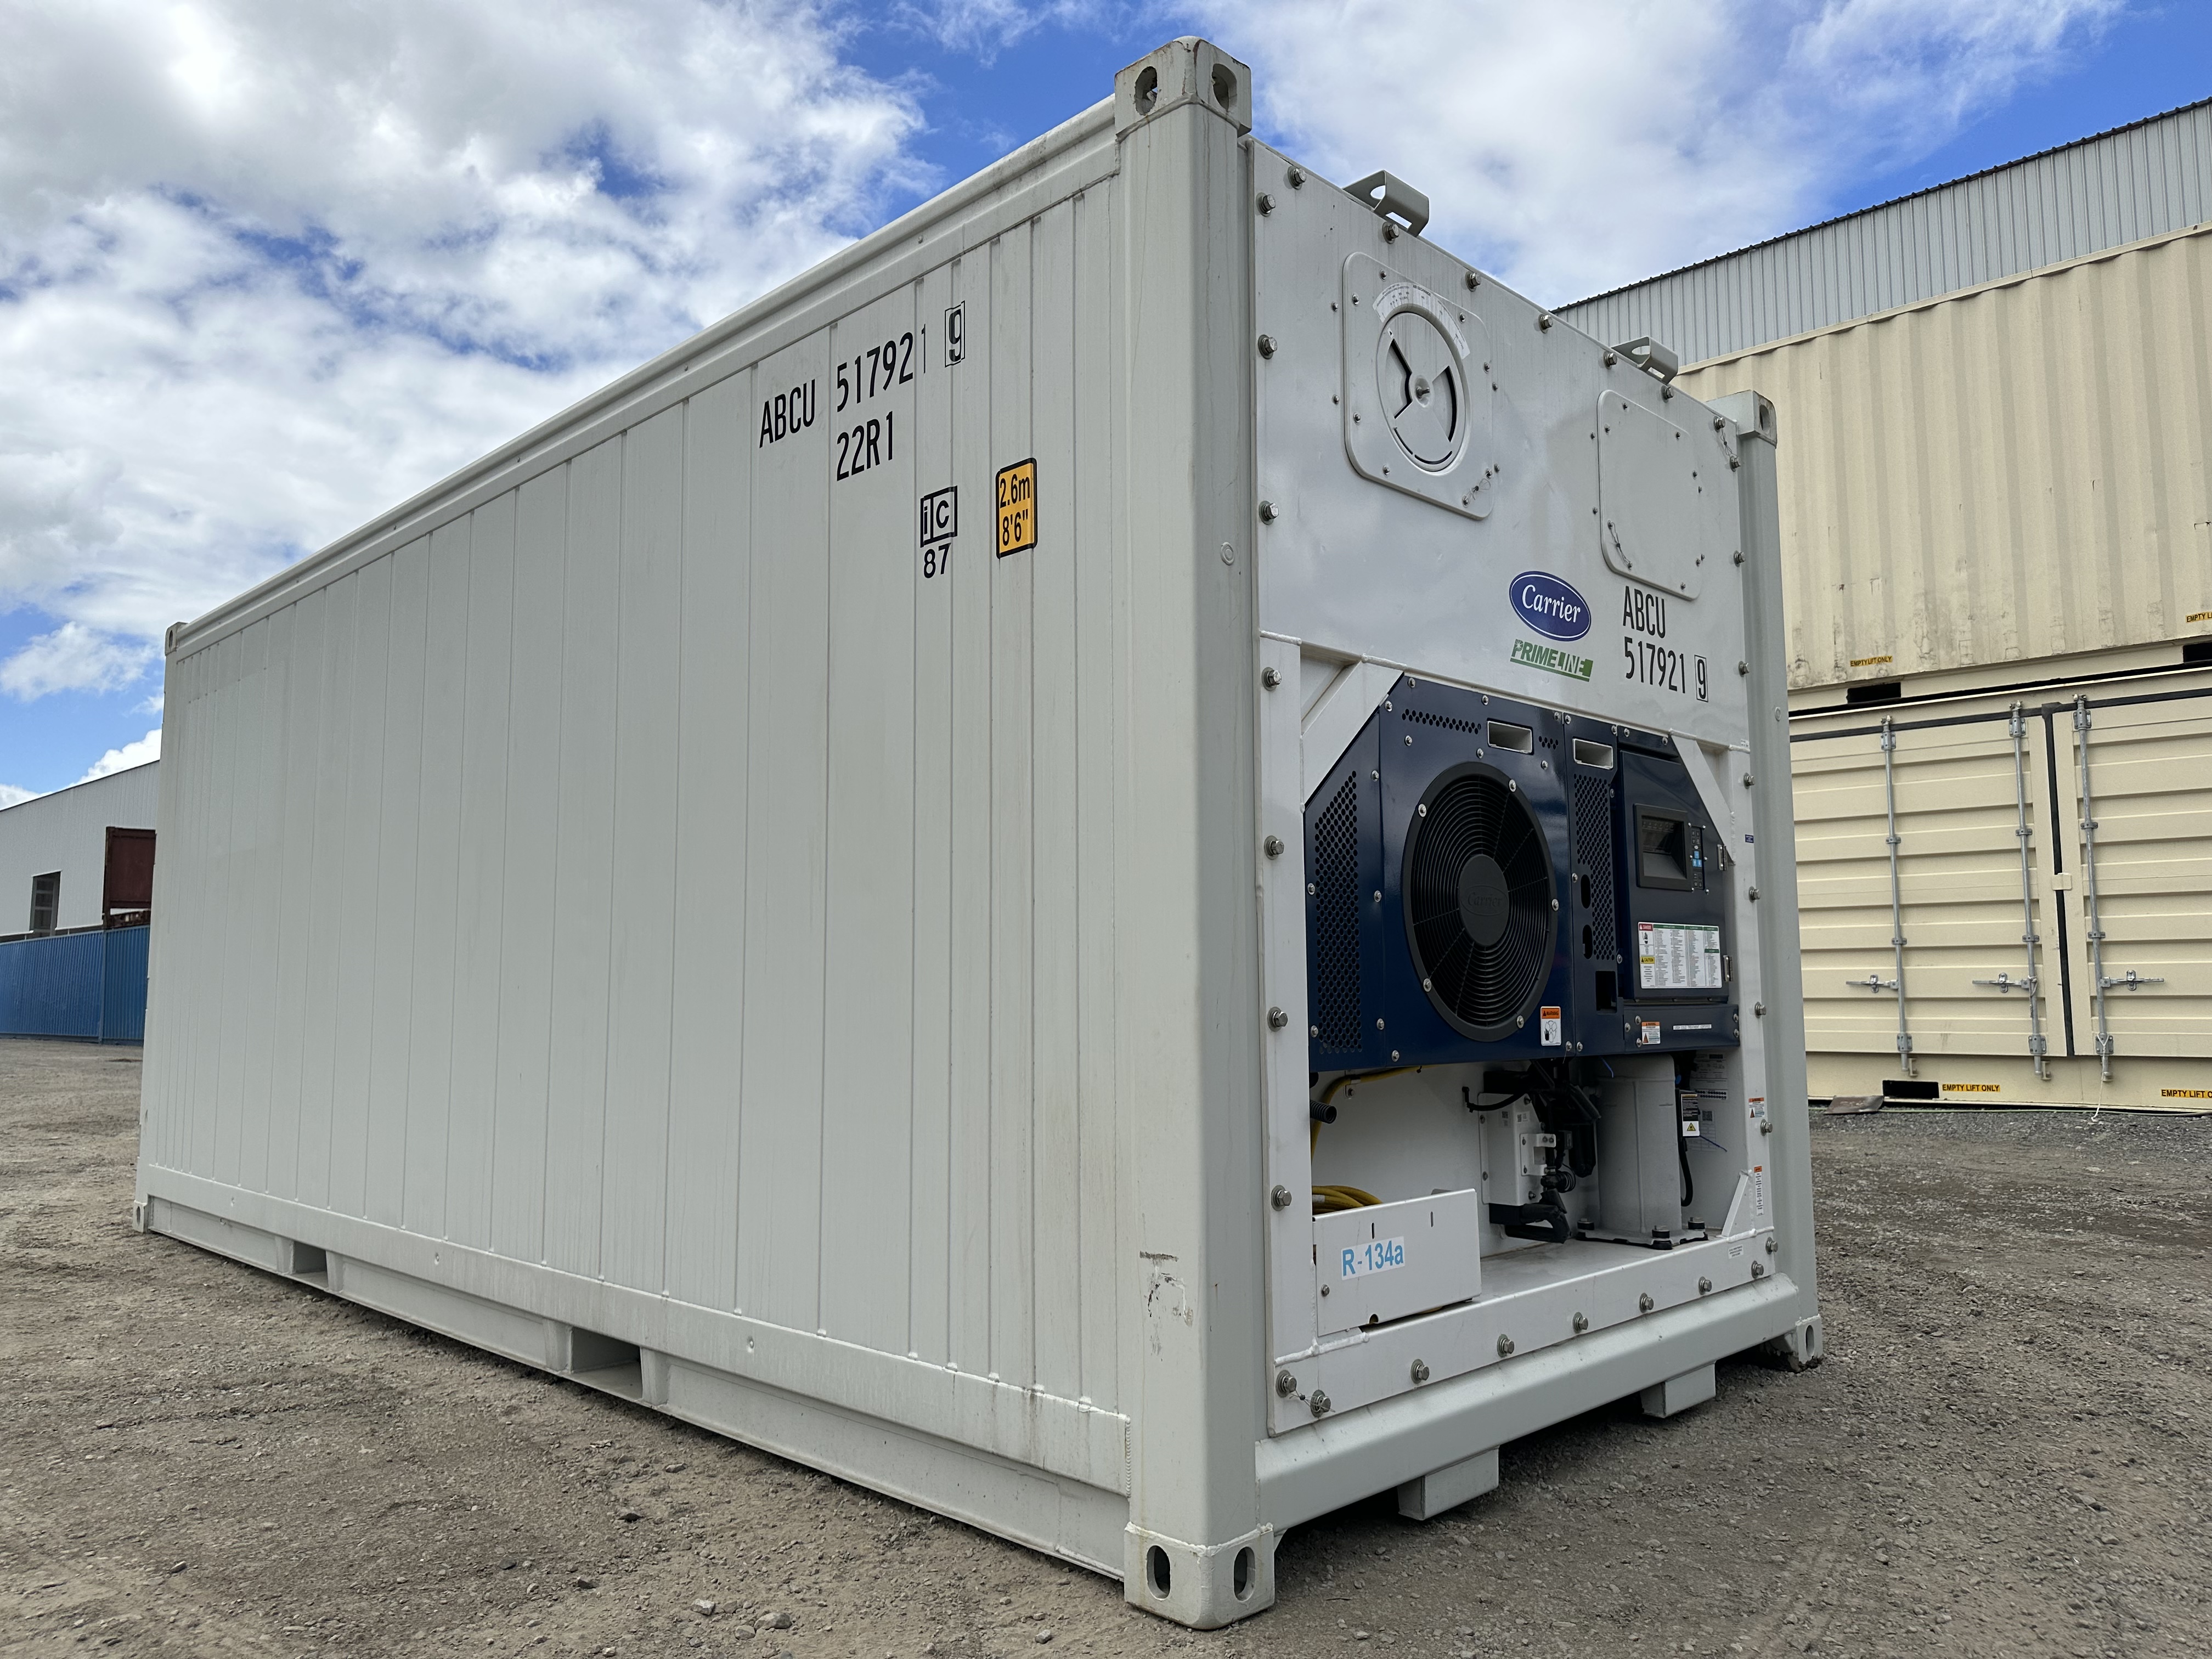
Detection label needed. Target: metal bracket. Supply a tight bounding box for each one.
[1847,974,1898,993]
[1972,972,2037,994]
[1345,170,1430,236]
[1612,336,1680,384]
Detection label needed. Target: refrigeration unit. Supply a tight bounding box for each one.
[135,37,1819,1632]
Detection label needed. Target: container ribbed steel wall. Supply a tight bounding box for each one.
[1673,225,2212,690]
[1560,99,2212,368]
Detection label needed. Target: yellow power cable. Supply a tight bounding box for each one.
[1309,1067,1420,1209]
[1311,1184,1384,1212]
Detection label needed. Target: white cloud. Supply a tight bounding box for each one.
[0,0,2127,698]
[1,0,926,660]
[0,621,158,699]
[1187,0,2121,304]
[898,0,1111,57]
[0,783,35,808]
[78,727,162,782]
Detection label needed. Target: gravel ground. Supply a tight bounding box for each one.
[3,1036,2207,1658]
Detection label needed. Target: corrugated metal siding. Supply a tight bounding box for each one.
[1559,100,2212,364]
[0,763,160,934]
[0,930,103,1038]
[1674,227,2212,688]
[141,174,1132,1437]
[0,925,146,1040]
[1790,671,2212,1108]
[101,924,149,1043]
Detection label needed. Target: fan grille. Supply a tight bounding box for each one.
[1312,774,1364,1053]
[1406,770,1554,1036]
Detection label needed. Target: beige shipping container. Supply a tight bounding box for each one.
[1790,657,2212,1110]
[1675,223,2212,692]
[1646,159,2212,1110]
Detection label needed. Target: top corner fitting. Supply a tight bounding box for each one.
[1114,38,1254,139]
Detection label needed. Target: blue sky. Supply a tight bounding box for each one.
[3,0,2207,800]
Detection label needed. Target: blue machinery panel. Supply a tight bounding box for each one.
[0,925,149,1043]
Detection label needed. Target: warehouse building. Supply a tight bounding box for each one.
[1560,100,2212,1111]
[0,760,158,1040]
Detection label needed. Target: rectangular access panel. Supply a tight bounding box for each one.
[134,36,1819,1631]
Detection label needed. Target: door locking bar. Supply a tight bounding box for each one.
[2074,697,2118,1082]
[1879,716,1912,1074]
[2006,703,2049,1077]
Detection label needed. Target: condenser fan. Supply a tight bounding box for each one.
[1404,766,1556,1039]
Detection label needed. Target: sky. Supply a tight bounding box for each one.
[2,0,2206,803]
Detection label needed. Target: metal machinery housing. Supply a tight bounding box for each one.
[133,40,1819,1629]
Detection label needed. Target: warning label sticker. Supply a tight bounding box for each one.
[995,458,1037,557]
[1539,1005,1562,1047]
[1638,921,1723,990]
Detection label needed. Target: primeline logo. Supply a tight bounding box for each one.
[1511,571,1590,641]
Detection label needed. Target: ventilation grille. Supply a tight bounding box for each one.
[1401,707,1482,735]
[1573,774,1618,964]
[1312,774,1363,1052]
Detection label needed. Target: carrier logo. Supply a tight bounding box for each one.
[1511,572,1590,641]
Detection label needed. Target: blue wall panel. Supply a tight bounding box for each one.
[101,926,149,1043]
[0,925,150,1042]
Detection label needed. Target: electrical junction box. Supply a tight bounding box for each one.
[133,36,1819,1635]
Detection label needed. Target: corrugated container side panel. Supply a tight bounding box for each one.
[266,586,325,1203]
[819,281,923,1355]
[988,219,1037,1389]
[737,332,831,1331]
[947,245,995,1375]
[1030,195,1082,1402]
[447,493,518,1252]
[139,129,1135,1454]
[298,571,358,1212]
[403,520,470,1238]
[602,404,686,1295]
[195,631,244,1179]
[493,470,567,1263]
[160,642,201,1166]
[331,555,393,1218]
[1678,230,2212,686]
[665,371,752,1314]
[1073,180,1122,1413]
[906,264,956,1367]
[238,613,289,1192]
[366,541,430,1228]
[545,441,624,1279]
[214,624,274,1190]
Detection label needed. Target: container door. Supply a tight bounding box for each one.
[2056,686,2212,1071]
[1793,704,2061,1084]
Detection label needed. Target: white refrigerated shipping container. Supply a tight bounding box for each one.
[136,39,1819,1628]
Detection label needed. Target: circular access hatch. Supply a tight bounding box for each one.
[1377,309,1464,470]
